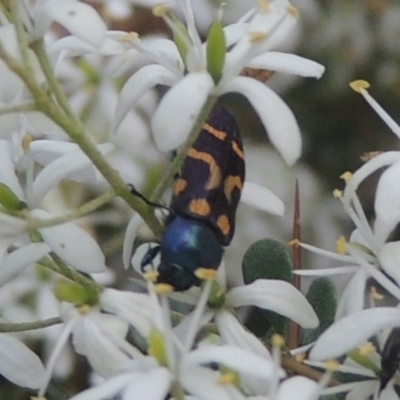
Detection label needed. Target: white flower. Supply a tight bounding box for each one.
[0,332,45,389]
[112,0,325,164]
[294,84,400,318]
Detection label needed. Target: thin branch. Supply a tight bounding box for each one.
[0,317,62,333]
[30,188,116,229]
[0,102,36,115]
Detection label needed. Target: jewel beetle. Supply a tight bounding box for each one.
[141,105,245,291]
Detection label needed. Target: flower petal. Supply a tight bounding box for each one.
[0,242,51,285]
[222,76,301,165]
[152,72,214,152]
[32,209,107,273]
[0,333,45,389]
[112,64,178,135]
[185,345,276,380]
[101,289,153,337]
[29,143,114,206]
[123,214,145,270]
[248,52,325,78]
[35,1,106,46]
[215,310,271,359]
[227,280,319,328]
[374,160,400,242]
[276,376,319,400]
[0,140,24,200]
[241,181,284,216]
[379,241,400,287]
[310,308,400,360]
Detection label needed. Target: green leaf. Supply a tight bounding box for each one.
[302,277,337,345]
[206,19,226,83]
[242,239,294,284]
[242,239,294,336]
[0,183,25,211]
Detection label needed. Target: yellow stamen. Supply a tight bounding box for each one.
[360,151,382,162]
[120,32,139,43]
[22,134,33,153]
[370,286,384,300]
[295,353,306,363]
[250,31,268,43]
[288,6,299,18]
[78,304,92,315]
[31,397,46,400]
[359,342,376,356]
[152,4,168,17]
[144,271,159,282]
[258,0,270,11]
[349,80,370,93]
[340,171,353,182]
[324,360,340,372]
[195,268,217,281]
[218,372,236,385]
[336,236,347,255]
[154,283,174,295]
[333,189,343,198]
[288,239,300,247]
[272,334,285,348]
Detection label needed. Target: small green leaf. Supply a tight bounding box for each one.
[302,277,337,345]
[242,239,294,284]
[206,19,226,83]
[54,281,98,306]
[0,183,25,211]
[242,239,294,336]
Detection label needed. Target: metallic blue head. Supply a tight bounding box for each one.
[142,215,223,291]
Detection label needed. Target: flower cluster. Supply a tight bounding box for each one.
[0,0,379,399]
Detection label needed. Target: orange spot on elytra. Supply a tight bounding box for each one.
[189,199,211,216]
[174,179,187,195]
[188,149,221,189]
[232,141,244,160]
[224,175,243,203]
[203,123,227,141]
[217,214,230,236]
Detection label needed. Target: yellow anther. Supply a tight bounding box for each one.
[360,151,382,162]
[250,31,268,43]
[336,236,348,255]
[154,283,174,295]
[288,239,300,247]
[340,171,353,182]
[288,6,299,18]
[272,334,285,348]
[258,0,270,11]
[120,32,139,43]
[144,271,159,283]
[195,268,217,281]
[295,353,306,363]
[359,342,376,356]
[349,80,370,93]
[333,189,343,198]
[31,397,46,400]
[22,134,33,153]
[78,304,92,315]
[324,360,340,372]
[218,372,236,385]
[152,4,168,17]
[370,286,384,300]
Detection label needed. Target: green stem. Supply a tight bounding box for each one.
[10,0,31,68]
[0,40,163,237]
[0,102,37,115]
[150,96,218,202]
[0,317,62,333]
[30,188,116,229]
[39,255,101,295]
